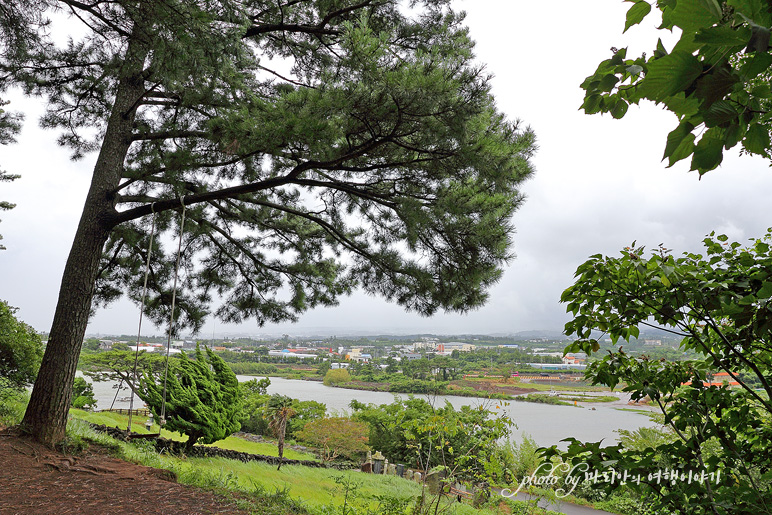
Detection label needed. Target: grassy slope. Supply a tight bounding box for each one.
[65,416,544,515]
[70,409,317,461]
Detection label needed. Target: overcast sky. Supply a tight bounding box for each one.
[2,1,771,338]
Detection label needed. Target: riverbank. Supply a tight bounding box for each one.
[253,374,625,407]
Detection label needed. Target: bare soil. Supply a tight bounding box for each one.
[0,427,252,515]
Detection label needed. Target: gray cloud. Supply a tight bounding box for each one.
[2,1,772,338]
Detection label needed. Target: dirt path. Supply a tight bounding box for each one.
[0,428,252,515]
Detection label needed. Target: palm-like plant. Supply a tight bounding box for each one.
[265,394,296,470]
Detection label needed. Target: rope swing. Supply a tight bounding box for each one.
[126,198,186,436]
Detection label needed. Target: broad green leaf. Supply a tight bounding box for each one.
[729,0,772,27]
[662,92,701,117]
[664,0,721,32]
[703,100,738,127]
[699,0,723,19]
[600,73,620,92]
[627,64,644,75]
[663,121,695,160]
[666,132,696,166]
[745,25,771,53]
[693,65,739,106]
[744,123,771,155]
[625,1,652,32]
[724,124,741,149]
[655,38,669,58]
[691,128,725,171]
[751,84,772,98]
[639,51,703,101]
[611,99,629,119]
[694,25,752,46]
[756,281,772,298]
[582,94,603,114]
[739,52,772,79]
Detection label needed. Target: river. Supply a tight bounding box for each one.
[87,374,657,449]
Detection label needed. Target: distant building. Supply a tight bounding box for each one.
[643,339,663,346]
[437,342,475,352]
[684,371,739,387]
[345,348,371,362]
[527,363,586,370]
[413,339,438,351]
[562,353,586,365]
[128,343,181,354]
[534,352,563,358]
[268,349,318,359]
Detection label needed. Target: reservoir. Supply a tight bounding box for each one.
[88,374,657,449]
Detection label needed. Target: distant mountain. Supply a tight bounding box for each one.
[511,330,568,339]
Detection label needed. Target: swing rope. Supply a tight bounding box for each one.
[128,203,158,432]
[160,196,186,426]
[126,198,186,434]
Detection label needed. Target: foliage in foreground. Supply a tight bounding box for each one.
[547,232,772,514]
[350,396,512,483]
[581,0,772,173]
[0,300,43,397]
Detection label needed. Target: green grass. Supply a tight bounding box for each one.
[613,407,653,415]
[64,418,526,515]
[70,409,317,461]
[177,457,421,511]
[558,394,619,403]
[512,394,576,406]
[0,390,28,427]
[0,395,567,515]
[518,382,608,393]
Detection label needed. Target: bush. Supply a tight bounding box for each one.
[71,377,97,410]
[0,300,43,394]
[296,417,369,461]
[323,368,351,386]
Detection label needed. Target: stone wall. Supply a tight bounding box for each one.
[89,424,350,469]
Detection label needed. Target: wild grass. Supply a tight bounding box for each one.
[1,396,573,514]
[557,394,618,403]
[0,390,28,427]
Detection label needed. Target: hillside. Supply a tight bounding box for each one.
[0,428,257,515]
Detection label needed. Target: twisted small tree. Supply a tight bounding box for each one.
[140,345,242,450]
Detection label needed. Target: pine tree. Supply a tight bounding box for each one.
[140,345,242,449]
[1,0,535,444]
[0,99,22,250]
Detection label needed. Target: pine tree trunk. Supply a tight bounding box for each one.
[20,35,148,445]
